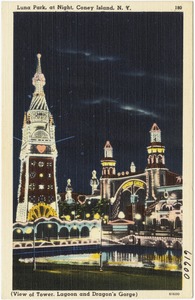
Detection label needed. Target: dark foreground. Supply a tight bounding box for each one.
[13,261,182,290]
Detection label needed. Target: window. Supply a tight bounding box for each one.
[48,196,54,202]
[38,195,46,202]
[29,172,36,178]
[28,196,36,203]
[47,185,54,190]
[38,161,44,167]
[29,183,36,190]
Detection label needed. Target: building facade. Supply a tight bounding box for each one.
[99,124,182,231]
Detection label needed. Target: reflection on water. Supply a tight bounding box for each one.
[19,247,182,272]
[103,250,182,271]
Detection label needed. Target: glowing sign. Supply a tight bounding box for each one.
[121,180,145,190]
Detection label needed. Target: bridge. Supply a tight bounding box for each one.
[119,234,182,249]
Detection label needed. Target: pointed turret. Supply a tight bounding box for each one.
[30,53,48,111]
[130,162,136,173]
[104,141,113,158]
[150,123,161,143]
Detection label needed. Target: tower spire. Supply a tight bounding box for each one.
[30,53,48,110]
[36,53,42,74]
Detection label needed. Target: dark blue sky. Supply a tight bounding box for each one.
[13,12,183,216]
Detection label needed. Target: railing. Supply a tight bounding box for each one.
[13,237,101,249]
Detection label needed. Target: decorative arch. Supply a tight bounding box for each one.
[27,202,57,221]
[173,202,182,210]
[161,203,171,211]
[175,217,182,228]
[25,243,33,247]
[156,240,166,248]
[157,154,163,164]
[32,129,50,139]
[90,226,100,239]
[114,179,146,201]
[173,241,182,249]
[111,179,146,219]
[160,218,170,227]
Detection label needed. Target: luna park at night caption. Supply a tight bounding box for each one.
[16,4,132,11]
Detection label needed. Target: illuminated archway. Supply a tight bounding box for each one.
[112,179,146,219]
[27,202,57,221]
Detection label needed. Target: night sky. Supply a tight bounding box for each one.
[13,12,183,218]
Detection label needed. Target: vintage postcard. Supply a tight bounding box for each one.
[1,1,193,299]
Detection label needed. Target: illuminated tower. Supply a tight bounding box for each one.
[100,141,116,199]
[147,123,165,168]
[146,123,167,200]
[16,54,58,222]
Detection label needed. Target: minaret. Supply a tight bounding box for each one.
[130,162,136,173]
[90,170,99,195]
[65,179,75,204]
[16,54,58,222]
[145,123,167,201]
[100,141,116,199]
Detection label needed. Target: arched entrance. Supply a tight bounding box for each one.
[112,179,146,220]
[59,227,69,239]
[24,227,34,240]
[175,217,182,229]
[160,218,170,227]
[81,226,90,238]
[70,227,79,238]
[13,228,23,241]
[36,222,58,240]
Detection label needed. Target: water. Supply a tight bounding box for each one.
[19,246,182,272]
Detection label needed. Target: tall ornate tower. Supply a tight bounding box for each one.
[146,123,167,201]
[100,141,116,199]
[16,54,58,222]
[147,123,165,168]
